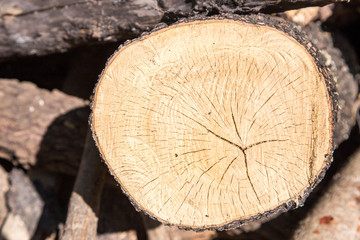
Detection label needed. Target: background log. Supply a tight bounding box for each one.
[0,169,44,240]
[195,0,349,14]
[0,166,8,229]
[0,0,164,59]
[304,21,359,146]
[293,146,360,240]
[0,79,88,175]
[61,130,106,240]
[0,0,348,59]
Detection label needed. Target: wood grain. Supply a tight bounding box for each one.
[91,16,336,230]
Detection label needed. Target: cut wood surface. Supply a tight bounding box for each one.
[91,15,337,230]
[0,0,349,59]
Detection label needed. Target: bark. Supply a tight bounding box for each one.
[304,21,359,147]
[195,0,349,14]
[324,0,360,27]
[61,129,107,240]
[293,146,360,240]
[0,166,8,229]
[0,0,164,59]
[0,79,88,175]
[1,169,44,240]
[0,0,349,59]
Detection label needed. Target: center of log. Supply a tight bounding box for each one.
[91,17,334,230]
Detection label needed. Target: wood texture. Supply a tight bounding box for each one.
[0,0,348,59]
[195,0,349,14]
[0,79,88,174]
[61,129,107,240]
[1,169,44,240]
[304,21,359,147]
[91,15,337,230]
[293,147,360,240]
[0,0,163,59]
[0,166,8,228]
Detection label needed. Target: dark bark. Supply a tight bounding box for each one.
[0,0,348,59]
[195,0,349,14]
[304,21,358,147]
[0,0,163,59]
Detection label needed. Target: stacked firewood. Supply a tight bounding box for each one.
[0,0,359,239]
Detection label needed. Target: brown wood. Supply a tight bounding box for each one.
[0,0,348,59]
[1,169,43,239]
[293,147,360,240]
[0,79,88,175]
[91,14,338,230]
[303,21,359,147]
[0,0,163,59]
[0,166,8,229]
[61,129,107,240]
[196,0,349,14]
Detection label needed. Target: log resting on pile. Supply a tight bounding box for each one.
[0,0,349,59]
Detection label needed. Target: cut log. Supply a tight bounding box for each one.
[0,0,349,59]
[91,15,337,230]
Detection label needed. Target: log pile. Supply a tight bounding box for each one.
[0,0,359,239]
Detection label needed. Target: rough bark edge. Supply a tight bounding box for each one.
[90,13,338,231]
[194,0,349,14]
[292,142,360,240]
[0,0,350,59]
